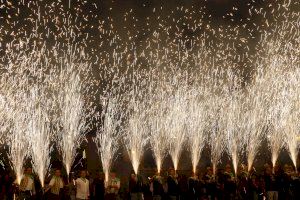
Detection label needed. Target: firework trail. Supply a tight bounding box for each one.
[186,85,209,174]
[56,62,94,177]
[148,85,169,174]
[166,82,188,172]
[94,96,124,183]
[26,86,53,188]
[6,93,30,185]
[124,96,149,175]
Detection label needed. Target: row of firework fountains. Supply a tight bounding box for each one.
[0,40,93,187]
[0,0,299,188]
[2,50,300,188]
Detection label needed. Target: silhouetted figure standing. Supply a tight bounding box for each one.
[166,168,179,200]
[129,172,144,200]
[93,171,105,200]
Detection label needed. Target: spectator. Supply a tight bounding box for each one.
[17,167,36,200]
[75,170,90,200]
[264,164,279,200]
[129,171,144,200]
[166,168,179,200]
[93,171,105,200]
[47,169,64,200]
[105,171,120,200]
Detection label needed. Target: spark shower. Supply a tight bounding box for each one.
[0,0,299,187]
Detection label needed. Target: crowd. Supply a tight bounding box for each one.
[0,163,299,200]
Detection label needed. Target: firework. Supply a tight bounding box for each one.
[124,98,149,175]
[94,97,124,183]
[148,86,169,174]
[6,96,29,185]
[207,80,226,176]
[56,68,89,177]
[166,84,188,172]
[26,86,53,188]
[223,67,252,176]
[242,85,267,172]
[283,69,300,172]
[55,44,95,177]
[223,90,244,176]
[186,86,208,174]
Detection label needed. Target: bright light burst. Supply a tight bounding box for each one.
[166,84,188,172]
[0,0,299,178]
[124,98,149,175]
[222,71,244,176]
[186,86,208,174]
[148,86,169,174]
[242,81,267,172]
[56,62,93,177]
[7,95,29,185]
[26,86,53,188]
[94,97,123,183]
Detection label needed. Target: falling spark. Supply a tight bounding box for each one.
[27,87,53,188]
[242,82,267,172]
[166,84,188,172]
[124,98,149,175]
[56,65,93,177]
[186,86,208,174]
[7,97,29,185]
[94,97,123,183]
[148,86,169,174]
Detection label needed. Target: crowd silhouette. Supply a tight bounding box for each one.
[0,163,299,200]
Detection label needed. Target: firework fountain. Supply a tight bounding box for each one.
[1,0,300,181]
[284,68,300,172]
[262,52,291,170]
[186,85,209,174]
[6,94,29,185]
[223,81,244,176]
[242,82,267,172]
[166,83,188,172]
[56,62,93,177]
[2,32,52,186]
[148,85,169,174]
[207,75,226,176]
[284,107,300,172]
[7,125,28,185]
[124,97,149,175]
[26,86,53,188]
[94,96,124,183]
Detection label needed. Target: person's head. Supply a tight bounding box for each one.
[25,167,32,175]
[288,165,294,173]
[225,164,231,173]
[79,170,86,178]
[54,169,61,177]
[169,168,175,176]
